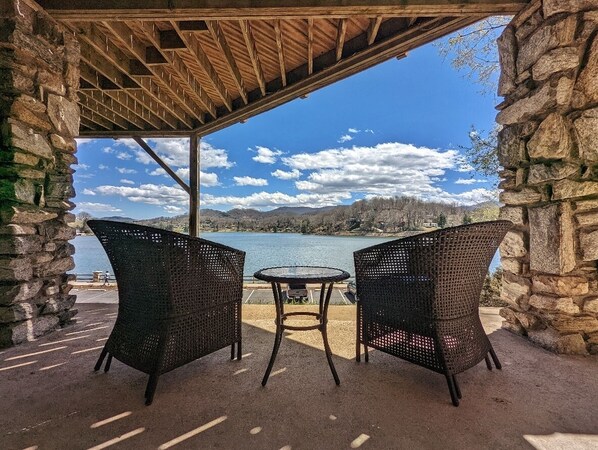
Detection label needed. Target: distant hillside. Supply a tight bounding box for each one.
[74,196,499,236]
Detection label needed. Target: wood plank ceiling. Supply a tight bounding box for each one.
[37,1,529,138]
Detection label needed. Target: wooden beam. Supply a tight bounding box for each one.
[73,23,189,129]
[79,64,162,130]
[79,89,148,130]
[38,1,529,20]
[206,21,249,104]
[102,21,202,127]
[78,92,131,129]
[194,16,480,136]
[239,20,266,97]
[132,137,191,194]
[307,18,314,75]
[367,17,383,45]
[78,129,203,137]
[170,21,233,112]
[189,133,200,237]
[335,18,348,61]
[138,21,217,119]
[80,105,115,130]
[78,52,166,130]
[274,20,287,87]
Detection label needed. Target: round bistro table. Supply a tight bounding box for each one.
[254,266,351,386]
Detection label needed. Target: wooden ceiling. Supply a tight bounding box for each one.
[36,1,529,138]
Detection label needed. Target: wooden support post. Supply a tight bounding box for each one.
[189,133,200,237]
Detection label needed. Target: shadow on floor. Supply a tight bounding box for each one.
[0,303,597,449]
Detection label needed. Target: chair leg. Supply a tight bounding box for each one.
[236,340,242,361]
[145,373,160,406]
[231,343,235,360]
[445,374,460,407]
[452,375,462,399]
[356,305,361,362]
[94,347,108,372]
[489,347,502,370]
[485,355,493,371]
[364,344,369,363]
[104,354,113,373]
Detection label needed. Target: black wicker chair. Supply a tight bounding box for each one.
[87,220,245,405]
[354,221,512,406]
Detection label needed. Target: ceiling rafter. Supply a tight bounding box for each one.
[79,89,147,130]
[102,21,203,127]
[206,21,249,104]
[80,104,116,130]
[170,21,233,112]
[78,91,133,129]
[274,20,287,87]
[307,18,314,75]
[239,20,266,97]
[138,21,217,119]
[335,18,348,61]
[73,23,186,129]
[367,17,383,45]
[78,51,166,130]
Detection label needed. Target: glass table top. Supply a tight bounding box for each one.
[254,266,350,283]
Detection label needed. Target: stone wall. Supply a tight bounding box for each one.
[497,0,598,354]
[0,1,80,346]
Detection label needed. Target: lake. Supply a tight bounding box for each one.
[71,232,501,280]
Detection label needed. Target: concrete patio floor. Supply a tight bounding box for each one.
[1,304,597,450]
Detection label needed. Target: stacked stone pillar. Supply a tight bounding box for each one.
[497,0,598,354]
[0,1,80,346]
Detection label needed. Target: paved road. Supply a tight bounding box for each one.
[73,287,355,305]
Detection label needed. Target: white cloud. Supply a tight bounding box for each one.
[200,172,220,187]
[164,205,186,214]
[96,183,188,207]
[201,191,351,209]
[77,202,122,212]
[348,128,359,134]
[271,169,302,180]
[74,163,89,170]
[252,146,282,164]
[75,138,95,147]
[116,167,137,174]
[120,179,135,185]
[338,134,353,143]
[98,164,109,170]
[82,188,96,196]
[103,147,115,154]
[116,152,132,160]
[129,138,233,169]
[455,178,487,185]
[365,129,374,134]
[283,142,492,206]
[234,176,268,186]
[148,167,219,187]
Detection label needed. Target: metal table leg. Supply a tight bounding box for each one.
[262,282,284,386]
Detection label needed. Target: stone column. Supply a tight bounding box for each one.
[497,0,598,354]
[0,1,80,346]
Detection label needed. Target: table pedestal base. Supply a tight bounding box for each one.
[261,281,340,386]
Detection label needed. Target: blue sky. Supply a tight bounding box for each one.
[74,30,501,219]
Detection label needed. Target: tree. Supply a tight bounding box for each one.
[437,213,447,228]
[434,17,511,94]
[435,17,511,177]
[463,125,501,177]
[462,214,473,225]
